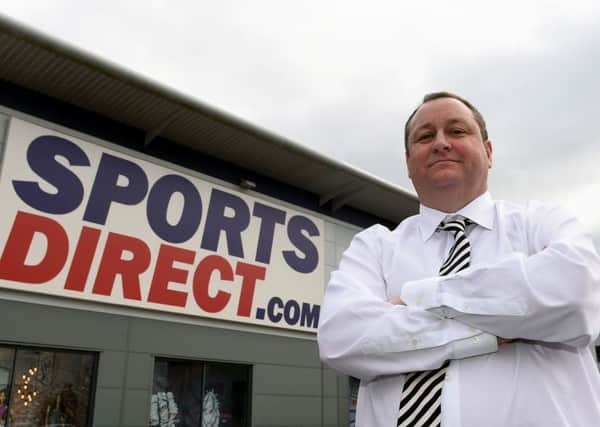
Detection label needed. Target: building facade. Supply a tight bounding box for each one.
[0,15,418,427]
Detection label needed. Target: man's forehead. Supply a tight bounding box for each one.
[412,116,472,130]
[409,98,476,129]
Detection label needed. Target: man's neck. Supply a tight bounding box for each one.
[420,189,487,213]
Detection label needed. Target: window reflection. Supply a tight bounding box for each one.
[0,347,15,427]
[349,377,359,427]
[150,359,250,427]
[0,346,95,427]
[203,364,249,427]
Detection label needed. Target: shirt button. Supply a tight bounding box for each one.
[473,336,480,344]
[446,373,452,381]
[416,297,423,306]
[411,338,418,347]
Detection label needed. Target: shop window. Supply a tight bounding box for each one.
[348,377,359,427]
[0,347,15,427]
[150,358,250,427]
[0,345,96,427]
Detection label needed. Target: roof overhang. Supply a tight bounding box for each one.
[0,14,418,225]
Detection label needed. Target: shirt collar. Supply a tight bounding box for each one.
[417,191,495,242]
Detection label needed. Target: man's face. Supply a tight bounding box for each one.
[405,97,492,205]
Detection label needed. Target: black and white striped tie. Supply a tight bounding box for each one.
[397,215,472,427]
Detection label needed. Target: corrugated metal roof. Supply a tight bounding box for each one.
[0,14,418,224]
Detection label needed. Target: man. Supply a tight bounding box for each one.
[317,92,600,426]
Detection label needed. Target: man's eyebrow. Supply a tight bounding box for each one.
[409,117,473,139]
[446,118,471,126]
[410,122,434,134]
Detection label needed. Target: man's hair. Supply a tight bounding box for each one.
[404,91,489,152]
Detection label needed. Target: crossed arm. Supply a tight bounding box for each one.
[317,204,600,382]
[388,296,514,345]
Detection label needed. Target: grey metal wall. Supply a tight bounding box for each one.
[322,219,362,427]
[0,293,355,427]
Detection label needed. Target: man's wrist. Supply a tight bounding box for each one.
[452,332,498,359]
[401,276,443,309]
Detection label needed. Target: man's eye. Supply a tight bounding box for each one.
[450,128,466,135]
[417,134,433,142]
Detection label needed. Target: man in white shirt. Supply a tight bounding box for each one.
[317,92,600,426]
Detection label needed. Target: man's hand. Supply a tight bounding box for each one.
[389,297,405,305]
[389,298,518,345]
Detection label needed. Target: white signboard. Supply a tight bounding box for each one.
[0,118,324,332]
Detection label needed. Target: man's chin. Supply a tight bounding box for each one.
[429,172,463,188]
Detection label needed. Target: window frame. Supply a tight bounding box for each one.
[0,342,99,427]
[150,356,252,427]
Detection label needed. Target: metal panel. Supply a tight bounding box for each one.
[0,113,8,163]
[0,299,130,350]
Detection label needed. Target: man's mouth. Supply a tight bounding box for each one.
[428,159,458,167]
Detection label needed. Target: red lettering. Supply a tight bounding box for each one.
[235,262,266,317]
[148,244,195,307]
[64,226,101,292]
[192,255,233,313]
[0,211,68,283]
[92,232,150,300]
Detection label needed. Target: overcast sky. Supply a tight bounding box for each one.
[3,1,600,245]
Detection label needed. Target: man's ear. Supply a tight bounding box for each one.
[484,140,493,168]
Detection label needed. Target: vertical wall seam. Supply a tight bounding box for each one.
[0,113,9,165]
[321,363,325,427]
[118,317,132,425]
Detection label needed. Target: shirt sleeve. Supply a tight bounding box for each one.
[317,225,498,382]
[401,202,600,348]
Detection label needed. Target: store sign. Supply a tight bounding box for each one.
[0,118,324,332]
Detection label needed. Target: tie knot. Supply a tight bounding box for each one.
[438,215,471,233]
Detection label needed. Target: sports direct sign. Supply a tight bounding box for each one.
[0,118,324,332]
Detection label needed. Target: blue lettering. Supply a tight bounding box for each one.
[263,298,319,329]
[282,215,319,273]
[13,135,89,214]
[267,296,284,323]
[284,299,300,325]
[146,174,202,243]
[83,153,148,225]
[300,303,320,328]
[201,189,250,258]
[252,203,286,264]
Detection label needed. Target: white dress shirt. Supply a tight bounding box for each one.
[318,192,600,426]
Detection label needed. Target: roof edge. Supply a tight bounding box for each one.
[0,12,417,203]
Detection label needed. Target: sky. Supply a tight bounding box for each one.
[3,1,600,245]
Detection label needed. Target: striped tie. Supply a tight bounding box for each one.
[397,215,472,427]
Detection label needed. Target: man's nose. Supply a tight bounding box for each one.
[432,133,451,152]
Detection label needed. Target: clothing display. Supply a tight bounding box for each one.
[318,192,600,426]
[0,402,6,427]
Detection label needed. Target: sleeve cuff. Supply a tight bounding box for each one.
[451,332,498,359]
[401,276,443,310]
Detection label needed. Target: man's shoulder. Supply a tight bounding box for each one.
[493,198,578,235]
[393,213,422,234]
[494,198,565,218]
[355,223,392,242]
